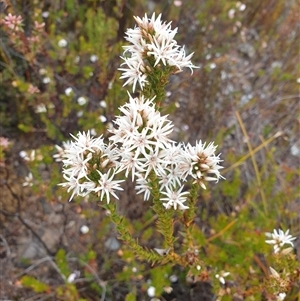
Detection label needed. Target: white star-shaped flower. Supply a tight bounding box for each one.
[265,229,296,253]
[93,170,124,203]
[161,186,189,210]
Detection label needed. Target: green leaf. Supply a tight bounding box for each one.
[55,249,70,278]
[18,123,33,133]
[125,291,136,301]
[20,275,50,293]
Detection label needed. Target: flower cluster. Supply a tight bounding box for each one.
[107,93,223,209]
[264,229,297,299]
[265,228,296,254]
[2,12,47,57]
[23,172,34,187]
[2,13,23,31]
[215,270,230,285]
[108,93,189,209]
[59,93,224,210]
[119,13,198,92]
[109,93,174,180]
[59,131,124,203]
[0,137,11,149]
[184,141,224,189]
[58,14,223,211]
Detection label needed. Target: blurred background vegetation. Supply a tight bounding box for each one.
[0,0,299,300]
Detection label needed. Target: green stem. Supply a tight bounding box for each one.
[103,202,163,264]
[182,183,199,248]
[141,57,173,107]
[183,183,199,227]
[103,192,191,267]
[149,172,176,250]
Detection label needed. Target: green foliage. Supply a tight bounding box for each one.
[55,249,71,279]
[56,283,80,301]
[221,169,241,198]
[20,275,50,293]
[104,202,166,265]
[1,0,125,143]
[125,290,137,301]
[149,265,172,296]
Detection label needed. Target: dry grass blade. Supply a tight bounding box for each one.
[223,128,283,175]
[235,110,268,214]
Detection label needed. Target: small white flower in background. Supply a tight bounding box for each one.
[228,8,235,19]
[90,128,97,136]
[58,38,68,48]
[90,55,98,62]
[19,150,36,161]
[42,11,49,18]
[80,225,89,234]
[236,2,247,11]
[209,62,216,69]
[22,172,33,187]
[67,270,80,283]
[169,275,178,283]
[77,96,87,106]
[206,54,212,60]
[173,0,182,7]
[99,115,107,123]
[108,80,114,89]
[291,144,300,156]
[265,228,296,253]
[35,104,47,113]
[19,150,27,159]
[42,77,51,84]
[276,293,286,301]
[99,100,107,108]
[39,68,47,75]
[65,87,73,96]
[77,111,83,117]
[215,271,230,285]
[132,267,137,273]
[53,141,71,162]
[74,56,80,63]
[147,286,156,297]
